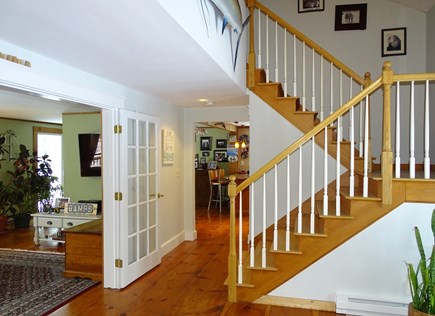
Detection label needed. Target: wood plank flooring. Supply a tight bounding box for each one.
[0,209,342,315]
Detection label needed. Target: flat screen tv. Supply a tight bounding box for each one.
[78,133,101,177]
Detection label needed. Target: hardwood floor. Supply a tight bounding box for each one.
[0,209,342,315]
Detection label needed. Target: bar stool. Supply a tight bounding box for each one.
[207,168,229,213]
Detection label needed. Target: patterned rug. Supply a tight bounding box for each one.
[0,248,98,316]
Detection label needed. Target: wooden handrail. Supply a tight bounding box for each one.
[393,73,435,81]
[236,76,383,194]
[253,0,364,85]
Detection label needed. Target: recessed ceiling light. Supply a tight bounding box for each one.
[197,98,209,102]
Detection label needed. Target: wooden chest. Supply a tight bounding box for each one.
[64,218,102,281]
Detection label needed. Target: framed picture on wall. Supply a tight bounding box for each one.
[334,3,367,31]
[200,137,212,151]
[216,139,227,149]
[214,150,228,162]
[298,0,324,13]
[202,151,210,157]
[381,27,406,57]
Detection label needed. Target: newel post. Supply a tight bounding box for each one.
[364,72,373,173]
[247,0,256,89]
[228,175,237,302]
[381,61,393,205]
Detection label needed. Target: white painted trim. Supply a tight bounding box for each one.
[160,231,185,257]
[0,59,124,109]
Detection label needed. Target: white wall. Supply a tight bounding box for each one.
[427,5,435,163]
[157,0,248,91]
[269,203,435,309]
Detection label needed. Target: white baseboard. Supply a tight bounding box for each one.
[160,231,185,257]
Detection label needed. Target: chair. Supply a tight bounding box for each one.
[207,168,229,213]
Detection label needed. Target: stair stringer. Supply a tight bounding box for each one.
[236,181,409,303]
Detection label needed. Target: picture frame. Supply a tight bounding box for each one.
[214,150,228,162]
[334,3,367,31]
[55,197,70,209]
[298,0,324,13]
[162,128,175,165]
[202,151,210,157]
[200,137,212,151]
[382,27,406,57]
[200,157,206,165]
[216,139,227,149]
[207,160,217,170]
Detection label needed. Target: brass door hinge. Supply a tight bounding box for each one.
[115,259,123,268]
[114,125,122,134]
[115,192,123,201]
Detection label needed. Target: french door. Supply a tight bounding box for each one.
[118,110,161,287]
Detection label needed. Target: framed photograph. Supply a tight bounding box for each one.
[202,151,210,157]
[207,160,217,169]
[200,157,206,165]
[334,3,367,31]
[298,0,324,13]
[382,27,406,57]
[229,134,237,143]
[214,150,228,162]
[55,197,70,209]
[200,137,212,151]
[162,128,175,165]
[216,139,227,149]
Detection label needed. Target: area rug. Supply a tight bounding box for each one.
[0,248,98,316]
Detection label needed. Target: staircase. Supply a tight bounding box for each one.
[226,0,435,310]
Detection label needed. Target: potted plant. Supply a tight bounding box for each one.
[8,144,58,228]
[406,209,435,316]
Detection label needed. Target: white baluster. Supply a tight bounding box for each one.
[320,56,324,121]
[410,81,415,178]
[330,62,334,121]
[338,70,343,141]
[349,80,354,197]
[312,48,316,112]
[293,34,297,96]
[273,165,278,250]
[250,182,255,267]
[395,82,401,178]
[359,89,364,156]
[283,29,288,97]
[298,148,303,233]
[238,191,243,284]
[424,80,430,179]
[363,95,369,197]
[286,155,291,251]
[335,119,341,216]
[323,127,329,216]
[275,21,278,82]
[310,137,315,233]
[257,9,262,69]
[265,15,269,82]
[262,176,266,268]
[302,42,306,109]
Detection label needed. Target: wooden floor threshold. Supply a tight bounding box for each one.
[255,295,336,312]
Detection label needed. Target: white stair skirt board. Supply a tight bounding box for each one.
[336,292,408,316]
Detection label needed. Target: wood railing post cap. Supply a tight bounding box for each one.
[383,61,392,71]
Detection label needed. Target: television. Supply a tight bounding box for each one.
[78,133,102,177]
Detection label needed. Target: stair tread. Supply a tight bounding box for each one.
[294,213,327,237]
[340,186,381,200]
[270,229,302,254]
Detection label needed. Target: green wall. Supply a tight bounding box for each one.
[0,118,61,183]
[62,112,102,203]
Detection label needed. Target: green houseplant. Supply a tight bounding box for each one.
[7,144,58,228]
[406,209,435,316]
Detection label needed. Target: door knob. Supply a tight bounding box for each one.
[158,193,164,198]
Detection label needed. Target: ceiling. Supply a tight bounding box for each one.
[0,0,433,123]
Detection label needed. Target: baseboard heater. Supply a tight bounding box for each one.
[336,292,408,316]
